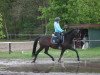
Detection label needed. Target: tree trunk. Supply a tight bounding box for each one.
[4,21,9,40]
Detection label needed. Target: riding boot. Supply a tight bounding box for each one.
[57,40,62,50]
[58,45,62,50]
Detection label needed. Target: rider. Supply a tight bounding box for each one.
[54,17,64,49]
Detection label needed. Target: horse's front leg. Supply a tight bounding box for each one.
[58,50,65,63]
[69,47,80,61]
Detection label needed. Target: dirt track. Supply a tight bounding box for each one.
[0,59,100,75]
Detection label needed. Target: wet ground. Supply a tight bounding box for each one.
[0,58,100,75]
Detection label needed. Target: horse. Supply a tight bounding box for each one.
[32,29,80,63]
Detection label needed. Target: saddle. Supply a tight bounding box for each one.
[51,33,64,44]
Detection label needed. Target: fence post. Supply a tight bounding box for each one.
[9,42,12,54]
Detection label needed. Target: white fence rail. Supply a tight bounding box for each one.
[0,41,34,44]
[74,40,100,42]
[73,40,100,49]
[0,41,34,54]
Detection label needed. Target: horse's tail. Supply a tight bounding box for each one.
[32,36,41,57]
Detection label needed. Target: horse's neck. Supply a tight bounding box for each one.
[64,30,75,42]
[69,32,75,40]
[64,30,74,38]
[65,29,73,35]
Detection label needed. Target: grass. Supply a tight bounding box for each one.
[0,47,100,59]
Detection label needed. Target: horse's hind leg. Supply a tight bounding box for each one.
[69,48,80,61]
[32,47,44,63]
[44,47,54,61]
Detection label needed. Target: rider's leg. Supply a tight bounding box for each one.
[55,32,62,49]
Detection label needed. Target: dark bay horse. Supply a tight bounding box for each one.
[32,29,80,62]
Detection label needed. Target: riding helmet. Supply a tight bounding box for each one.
[55,17,60,22]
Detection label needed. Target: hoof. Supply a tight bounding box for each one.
[31,60,35,63]
[52,59,55,61]
[78,59,80,61]
[58,60,62,63]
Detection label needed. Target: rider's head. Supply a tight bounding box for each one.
[55,17,60,22]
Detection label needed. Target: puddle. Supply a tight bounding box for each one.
[0,59,100,75]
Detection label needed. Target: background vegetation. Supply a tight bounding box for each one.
[0,0,100,39]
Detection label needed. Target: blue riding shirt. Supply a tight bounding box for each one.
[54,21,64,33]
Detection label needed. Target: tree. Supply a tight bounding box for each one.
[0,0,12,39]
[39,0,69,33]
[0,13,5,38]
[39,0,100,33]
[67,0,100,24]
[0,0,100,36]
[0,0,48,35]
